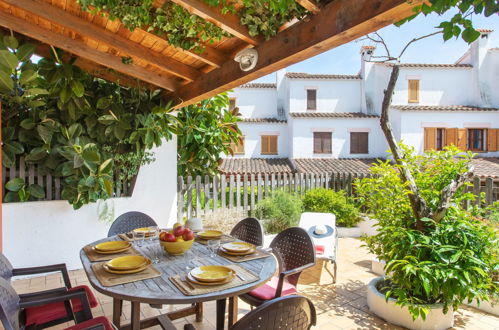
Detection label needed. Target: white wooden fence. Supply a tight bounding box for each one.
[177,173,498,222]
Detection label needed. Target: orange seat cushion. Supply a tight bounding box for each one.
[65,316,114,330]
[25,285,98,326]
[248,276,297,301]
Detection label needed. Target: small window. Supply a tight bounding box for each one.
[408,79,419,103]
[313,132,332,154]
[229,98,236,110]
[230,137,245,155]
[350,132,369,154]
[307,89,317,110]
[261,135,278,155]
[436,128,445,151]
[468,129,485,151]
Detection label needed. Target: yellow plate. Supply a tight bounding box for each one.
[103,259,151,274]
[222,242,254,253]
[197,230,223,239]
[220,247,256,256]
[106,256,149,271]
[94,241,131,252]
[190,265,235,283]
[92,246,131,255]
[187,272,235,286]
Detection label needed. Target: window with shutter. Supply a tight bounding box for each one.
[445,128,458,147]
[307,89,317,110]
[230,137,245,155]
[468,129,485,151]
[350,132,368,154]
[457,128,468,150]
[424,127,436,151]
[313,132,332,154]
[261,135,278,155]
[408,80,419,103]
[436,128,445,150]
[488,129,499,151]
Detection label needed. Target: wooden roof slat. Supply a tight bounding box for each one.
[296,0,320,14]
[2,0,201,82]
[0,9,178,91]
[175,0,422,106]
[163,0,263,46]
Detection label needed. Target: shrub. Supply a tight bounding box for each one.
[254,190,302,234]
[356,145,499,320]
[302,188,361,227]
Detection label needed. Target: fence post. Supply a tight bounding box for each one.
[270,173,276,193]
[213,176,219,213]
[229,175,234,209]
[236,174,241,210]
[186,176,193,219]
[264,173,269,198]
[177,176,184,223]
[485,177,493,206]
[257,174,263,203]
[325,173,330,189]
[243,175,249,212]
[473,176,481,206]
[294,173,299,194]
[195,176,202,217]
[221,175,227,209]
[204,175,211,215]
[250,174,256,214]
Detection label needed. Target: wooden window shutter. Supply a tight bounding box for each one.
[313,133,322,153]
[408,80,419,103]
[307,89,317,110]
[487,129,499,151]
[457,128,468,150]
[350,132,368,154]
[262,135,277,154]
[270,136,278,154]
[444,128,458,147]
[424,127,436,151]
[323,133,332,153]
[261,136,269,154]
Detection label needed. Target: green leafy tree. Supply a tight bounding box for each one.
[176,92,242,177]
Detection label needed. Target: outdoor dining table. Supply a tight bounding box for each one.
[80,235,277,330]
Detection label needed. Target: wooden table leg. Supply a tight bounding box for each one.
[131,301,141,330]
[228,296,238,326]
[195,302,203,322]
[113,298,123,327]
[216,299,226,330]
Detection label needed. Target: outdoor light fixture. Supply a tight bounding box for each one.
[234,48,258,71]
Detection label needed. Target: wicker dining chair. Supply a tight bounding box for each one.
[107,211,157,237]
[184,295,316,330]
[230,217,264,246]
[0,277,93,330]
[239,227,316,307]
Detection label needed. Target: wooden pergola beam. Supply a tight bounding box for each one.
[2,0,201,82]
[162,0,263,45]
[0,10,179,91]
[175,0,422,107]
[296,0,320,14]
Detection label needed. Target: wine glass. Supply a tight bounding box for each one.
[133,230,145,247]
[207,239,220,258]
[149,226,159,242]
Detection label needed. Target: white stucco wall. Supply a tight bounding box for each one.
[229,88,277,118]
[288,79,362,113]
[230,123,289,158]
[290,118,387,158]
[3,138,178,270]
[481,50,499,106]
[395,110,499,156]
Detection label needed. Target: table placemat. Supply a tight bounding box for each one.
[83,245,142,262]
[195,234,235,245]
[91,262,161,287]
[169,264,259,296]
[118,233,158,242]
[218,248,272,263]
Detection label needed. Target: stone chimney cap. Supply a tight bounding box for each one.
[360,45,376,52]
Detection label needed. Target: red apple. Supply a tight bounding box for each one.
[164,233,177,243]
[182,229,194,241]
[173,226,185,237]
[159,232,168,241]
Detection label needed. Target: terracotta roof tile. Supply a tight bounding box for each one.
[385,63,472,68]
[241,118,287,123]
[476,29,493,33]
[392,105,499,112]
[218,158,294,175]
[290,112,379,118]
[471,158,499,178]
[239,83,276,88]
[286,72,361,80]
[294,158,381,175]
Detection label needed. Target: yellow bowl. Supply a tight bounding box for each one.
[160,239,194,255]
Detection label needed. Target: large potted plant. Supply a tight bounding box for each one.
[356,146,499,329]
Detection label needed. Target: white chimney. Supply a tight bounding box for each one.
[360,46,376,113]
[276,68,287,118]
[470,29,493,106]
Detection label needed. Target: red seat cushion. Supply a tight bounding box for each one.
[248,276,297,301]
[315,245,325,255]
[25,285,98,325]
[65,316,114,330]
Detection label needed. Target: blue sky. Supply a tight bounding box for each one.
[256,12,499,83]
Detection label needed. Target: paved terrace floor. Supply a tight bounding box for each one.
[11,238,499,330]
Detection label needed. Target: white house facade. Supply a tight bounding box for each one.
[219,29,499,178]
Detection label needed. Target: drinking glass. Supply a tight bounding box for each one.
[149,226,159,242]
[133,230,145,247]
[208,239,220,258]
[183,249,197,271]
[152,244,161,264]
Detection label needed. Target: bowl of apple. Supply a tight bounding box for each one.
[159,224,195,255]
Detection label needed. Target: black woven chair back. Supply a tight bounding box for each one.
[0,254,13,282]
[270,227,316,286]
[0,278,20,330]
[108,211,157,237]
[230,217,264,246]
[232,295,316,330]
